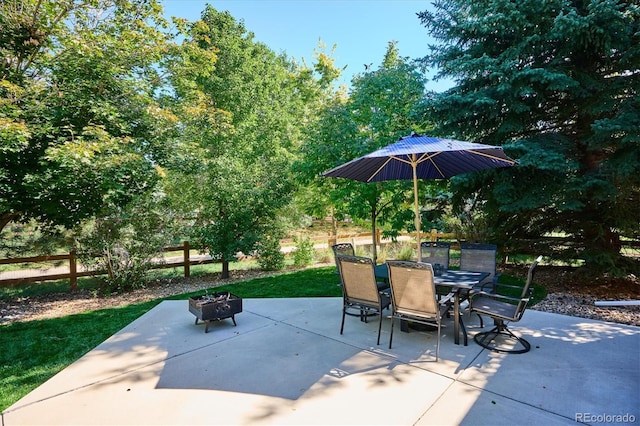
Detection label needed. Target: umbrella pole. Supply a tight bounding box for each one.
[413,158,421,262]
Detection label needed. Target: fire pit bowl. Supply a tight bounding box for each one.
[189,291,242,333]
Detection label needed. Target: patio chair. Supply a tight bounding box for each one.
[469,256,542,354]
[386,260,452,360]
[332,242,389,292]
[332,242,355,259]
[421,241,451,300]
[420,241,451,270]
[331,242,354,279]
[460,243,499,292]
[338,255,391,345]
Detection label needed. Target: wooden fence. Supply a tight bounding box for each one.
[0,230,454,290]
[284,229,456,248]
[3,231,637,290]
[0,241,217,290]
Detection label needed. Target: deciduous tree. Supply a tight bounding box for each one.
[0,0,174,236]
[164,7,317,277]
[300,42,428,261]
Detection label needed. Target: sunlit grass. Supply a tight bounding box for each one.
[0,300,159,411]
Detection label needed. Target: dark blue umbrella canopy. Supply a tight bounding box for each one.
[322,133,517,261]
[322,133,516,182]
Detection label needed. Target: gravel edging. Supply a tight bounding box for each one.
[531,292,640,326]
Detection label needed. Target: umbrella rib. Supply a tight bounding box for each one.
[390,155,414,165]
[417,152,437,162]
[366,157,395,182]
[416,152,446,178]
[366,156,413,182]
[428,157,446,178]
[468,150,517,164]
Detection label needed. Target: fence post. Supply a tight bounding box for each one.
[69,249,77,291]
[430,229,438,242]
[183,241,190,278]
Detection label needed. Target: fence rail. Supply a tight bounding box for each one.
[2,232,638,290]
[0,242,218,290]
[0,232,436,290]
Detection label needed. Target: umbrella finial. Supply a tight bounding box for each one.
[399,132,422,141]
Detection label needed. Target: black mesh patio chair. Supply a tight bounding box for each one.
[469,256,542,354]
[421,241,451,299]
[420,241,451,270]
[332,242,355,259]
[338,255,391,345]
[387,260,453,360]
[460,243,500,292]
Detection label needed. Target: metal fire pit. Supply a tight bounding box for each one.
[189,291,242,333]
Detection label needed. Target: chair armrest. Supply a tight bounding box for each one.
[480,277,530,294]
[493,283,523,292]
[439,292,455,306]
[478,282,494,292]
[470,291,524,305]
[477,272,501,292]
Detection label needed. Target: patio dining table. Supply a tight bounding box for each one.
[375,264,489,345]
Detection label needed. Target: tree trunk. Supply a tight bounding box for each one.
[331,209,338,239]
[221,258,230,279]
[0,212,19,235]
[370,208,378,263]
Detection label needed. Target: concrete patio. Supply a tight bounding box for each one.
[3,297,639,425]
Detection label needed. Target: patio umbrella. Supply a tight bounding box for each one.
[321,133,517,261]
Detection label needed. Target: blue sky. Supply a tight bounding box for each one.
[160,0,454,92]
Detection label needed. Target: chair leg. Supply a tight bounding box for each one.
[435,322,440,361]
[389,317,395,349]
[473,320,531,354]
[377,309,383,345]
[467,305,484,328]
[459,313,468,346]
[340,306,346,335]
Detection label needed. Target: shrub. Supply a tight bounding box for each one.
[316,248,333,264]
[74,198,179,295]
[292,235,315,267]
[257,236,286,271]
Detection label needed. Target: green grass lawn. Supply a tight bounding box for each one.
[0,265,542,412]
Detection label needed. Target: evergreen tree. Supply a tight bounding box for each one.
[419,0,640,274]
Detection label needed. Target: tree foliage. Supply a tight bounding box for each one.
[299,42,428,260]
[163,7,323,277]
[419,0,640,273]
[0,0,174,235]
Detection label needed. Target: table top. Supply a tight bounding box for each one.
[374,264,489,289]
